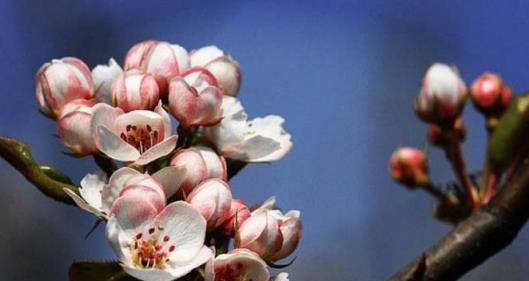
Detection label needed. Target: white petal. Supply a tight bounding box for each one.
[252,196,276,214]
[91,103,123,139]
[190,46,224,67]
[214,249,270,281]
[152,166,186,199]
[110,192,159,231]
[154,201,207,263]
[204,96,247,149]
[134,135,178,166]
[123,266,177,281]
[79,171,107,210]
[106,216,127,261]
[171,44,190,73]
[96,125,141,162]
[154,102,172,139]
[196,146,226,179]
[166,246,212,277]
[92,58,123,104]
[64,188,106,219]
[101,167,141,212]
[271,272,290,281]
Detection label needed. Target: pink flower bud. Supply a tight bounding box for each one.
[186,179,232,230]
[170,146,227,195]
[389,147,429,187]
[57,99,98,156]
[235,210,283,261]
[415,63,467,124]
[36,57,94,117]
[168,67,223,127]
[190,46,242,97]
[110,69,160,112]
[470,72,512,114]
[236,197,302,262]
[220,199,251,236]
[124,40,189,94]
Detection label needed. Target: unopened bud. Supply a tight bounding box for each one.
[414,63,467,124]
[389,147,429,187]
[110,69,160,112]
[470,72,512,115]
[57,99,98,156]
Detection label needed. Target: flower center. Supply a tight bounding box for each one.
[120,124,161,153]
[130,227,174,269]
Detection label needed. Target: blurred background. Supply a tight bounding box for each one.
[1,0,529,280]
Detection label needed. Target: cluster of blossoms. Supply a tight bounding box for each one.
[389,63,516,223]
[35,40,300,281]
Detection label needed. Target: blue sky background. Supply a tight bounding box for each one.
[1,1,529,280]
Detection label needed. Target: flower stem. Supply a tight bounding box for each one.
[421,181,448,201]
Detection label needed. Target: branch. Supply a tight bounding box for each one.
[388,158,529,281]
[0,136,78,205]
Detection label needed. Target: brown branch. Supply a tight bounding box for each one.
[387,159,529,281]
[0,136,78,205]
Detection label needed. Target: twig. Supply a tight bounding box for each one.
[0,136,78,205]
[387,158,529,281]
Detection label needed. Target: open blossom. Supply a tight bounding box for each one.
[107,201,212,281]
[36,57,94,117]
[186,179,232,230]
[57,99,98,155]
[415,63,467,123]
[64,166,185,219]
[92,58,123,104]
[190,46,242,97]
[168,67,223,127]
[90,102,177,165]
[236,197,302,261]
[220,199,251,236]
[170,145,227,195]
[111,69,160,112]
[124,40,189,93]
[205,249,271,281]
[205,96,292,162]
[389,147,429,187]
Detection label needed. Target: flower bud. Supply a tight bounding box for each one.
[470,72,512,115]
[92,58,123,104]
[57,99,98,156]
[110,69,160,112]
[124,40,189,94]
[236,197,302,261]
[170,145,227,195]
[389,147,429,187]
[168,67,223,127]
[190,46,242,97]
[220,199,251,236]
[186,179,232,230]
[414,63,467,124]
[36,57,94,117]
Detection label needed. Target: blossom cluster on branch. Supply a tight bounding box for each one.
[389,62,524,224]
[30,40,300,281]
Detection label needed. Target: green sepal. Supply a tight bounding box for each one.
[40,165,74,185]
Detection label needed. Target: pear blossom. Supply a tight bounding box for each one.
[271,272,290,281]
[204,96,292,162]
[92,58,123,104]
[124,40,189,93]
[57,99,98,156]
[64,166,185,219]
[190,45,242,97]
[170,145,227,195]
[111,69,160,112]
[186,179,232,230]
[236,197,302,261]
[106,201,212,281]
[220,199,251,236]
[36,57,94,117]
[205,249,271,281]
[415,63,467,123]
[470,72,512,114]
[168,67,223,127]
[90,102,177,165]
[389,147,429,187]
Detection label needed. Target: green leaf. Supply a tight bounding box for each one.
[489,94,529,170]
[69,261,139,281]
